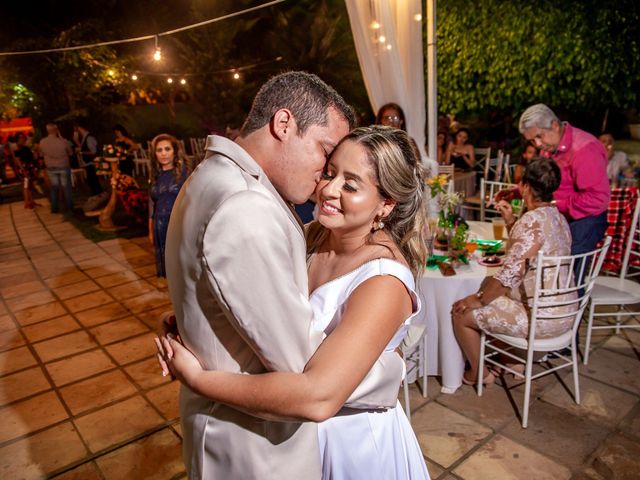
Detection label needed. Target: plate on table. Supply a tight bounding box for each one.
[478,255,503,267]
[475,239,504,252]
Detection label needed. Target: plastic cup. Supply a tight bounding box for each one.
[492,217,505,240]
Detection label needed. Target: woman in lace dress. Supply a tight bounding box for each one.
[452,158,575,385]
[157,126,430,479]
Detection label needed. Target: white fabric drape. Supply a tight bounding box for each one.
[345,0,428,163]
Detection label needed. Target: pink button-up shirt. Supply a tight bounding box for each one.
[549,123,610,221]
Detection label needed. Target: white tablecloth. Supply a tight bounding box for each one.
[416,221,500,393]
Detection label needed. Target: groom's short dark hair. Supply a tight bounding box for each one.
[240,71,355,137]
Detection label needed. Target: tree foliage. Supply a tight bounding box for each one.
[436,0,640,116]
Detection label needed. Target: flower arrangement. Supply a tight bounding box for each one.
[101,144,126,158]
[426,174,468,252]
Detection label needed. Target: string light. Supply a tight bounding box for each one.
[414,14,422,22]
[167,77,173,84]
[233,72,240,80]
[153,35,162,61]
[371,21,381,30]
[386,44,392,51]
[107,69,115,76]
[131,74,138,80]
[379,35,386,43]
[180,78,187,85]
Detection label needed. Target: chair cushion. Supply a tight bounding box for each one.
[591,276,640,305]
[484,329,573,352]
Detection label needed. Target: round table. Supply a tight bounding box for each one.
[417,221,502,393]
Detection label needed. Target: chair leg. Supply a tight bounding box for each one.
[583,302,595,365]
[421,335,428,398]
[522,351,534,428]
[571,339,581,405]
[615,306,622,334]
[403,379,411,423]
[477,332,486,397]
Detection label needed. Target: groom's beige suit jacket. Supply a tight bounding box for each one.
[165,135,404,479]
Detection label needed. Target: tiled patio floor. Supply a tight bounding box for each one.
[0,200,639,479]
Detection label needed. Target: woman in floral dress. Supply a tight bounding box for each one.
[452,158,575,385]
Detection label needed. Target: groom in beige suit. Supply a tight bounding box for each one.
[165,72,405,479]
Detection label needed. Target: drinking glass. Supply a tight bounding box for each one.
[491,217,505,240]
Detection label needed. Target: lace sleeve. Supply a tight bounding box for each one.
[493,211,544,290]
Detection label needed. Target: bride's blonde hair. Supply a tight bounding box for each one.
[307,126,428,277]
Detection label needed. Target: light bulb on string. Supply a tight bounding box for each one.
[153,35,162,61]
[414,14,422,22]
[167,77,173,84]
[131,74,138,81]
[379,35,386,43]
[180,78,186,85]
[233,72,240,80]
[371,21,381,30]
[107,69,115,77]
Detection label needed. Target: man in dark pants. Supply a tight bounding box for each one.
[519,104,610,349]
[73,122,103,196]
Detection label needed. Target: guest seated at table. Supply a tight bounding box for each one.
[514,142,538,184]
[435,129,449,165]
[599,133,629,186]
[451,158,575,386]
[113,124,139,177]
[445,128,475,171]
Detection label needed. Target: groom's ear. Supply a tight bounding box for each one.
[271,109,294,141]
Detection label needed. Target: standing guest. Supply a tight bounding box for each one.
[518,104,610,258]
[158,72,404,479]
[39,123,73,213]
[113,124,138,176]
[73,122,103,196]
[599,133,629,186]
[148,133,190,277]
[435,129,449,165]
[514,142,538,183]
[14,133,41,209]
[445,127,476,171]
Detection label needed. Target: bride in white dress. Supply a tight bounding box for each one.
[157,126,430,479]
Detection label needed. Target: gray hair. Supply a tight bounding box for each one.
[519,104,560,133]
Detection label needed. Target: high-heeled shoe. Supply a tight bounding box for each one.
[462,370,495,387]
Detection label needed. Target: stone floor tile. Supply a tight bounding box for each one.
[63,290,114,314]
[29,249,68,263]
[541,375,637,427]
[89,316,149,345]
[6,290,57,313]
[580,348,640,395]
[95,428,184,480]
[0,346,37,375]
[121,291,171,314]
[105,332,157,365]
[125,357,171,390]
[137,306,173,330]
[171,421,182,439]
[437,380,521,429]
[600,328,640,360]
[46,350,116,387]
[146,381,180,421]
[74,302,130,327]
[501,401,610,469]
[14,301,67,326]
[620,404,640,441]
[411,402,493,468]
[0,366,51,406]
[0,261,33,278]
[59,370,138,415]
[33,331,98,362]
[122,254,156,268]
[94,270,140,288]
[49,461,102,480]
[75,395,165,453]
[0,270,40,289]
[403,381,431,415]
[453,435,571,480]
[0,280,47,299]
[133,264,158,278]
[424,458,445,478]
[53,280,101,301]
[0,314,15,332]
[24,243,61,256]
[66,245,105,262]
[0,328,26,351]
[146,276,168,290]
[107,280,156,301]
[21,315,81,343]
[37,262,77,279]
[589,432,640,480]
[83,263,129,278]
[0,422,87,480]
[0,391,68,444]
[44,270,90,289]
[75,256,117,270]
